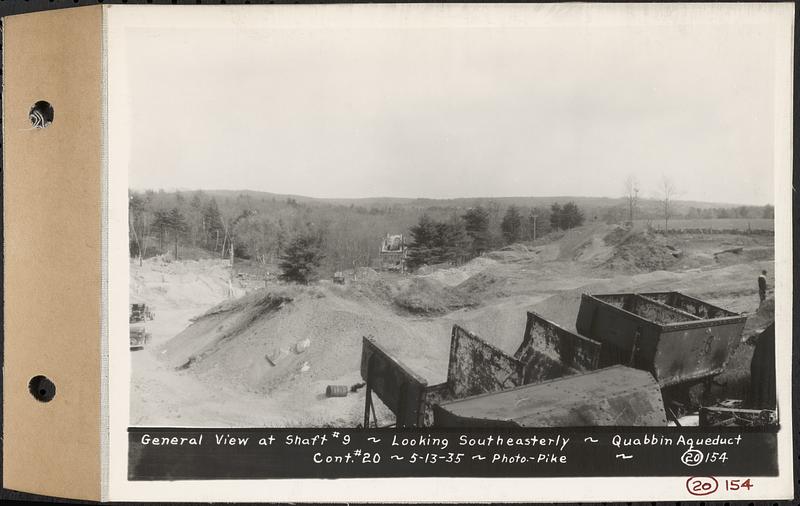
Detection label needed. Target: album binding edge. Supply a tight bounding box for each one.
[3,5,105,501]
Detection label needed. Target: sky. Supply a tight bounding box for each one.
[118,4,787,205]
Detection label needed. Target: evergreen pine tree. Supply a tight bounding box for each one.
[406,214,441,270]
[550,203,563,231]
[278,232,325,284]
[501,205,522,244]
[167,207,188,259]
[561,202,585,229]
[462,206,491,255]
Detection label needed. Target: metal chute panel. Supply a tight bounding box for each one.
[434,365,667,428]
[515,311,601,384]
[641,291,737,320]
[576,293,660,368]
[653,318,746,387]
[419,382,452,427]
[432,404,518,429]
[575,293,747,386]
[447,325,524,399]
[360,336,428,427]
[577,294,647,351]
[624,294,702,324]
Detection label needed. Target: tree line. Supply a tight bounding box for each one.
[405,202,584,270]
[616,174,773,230]
[128,189,587,281]
[128,190,423,272]
[129,186,771,283]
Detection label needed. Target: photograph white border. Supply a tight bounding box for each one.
[105,3,795,501]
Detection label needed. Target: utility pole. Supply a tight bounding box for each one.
[629,187,639,224]
[624,175,640,226]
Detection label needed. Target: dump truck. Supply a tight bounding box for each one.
[130,302,154,322]
[129,303,152,350]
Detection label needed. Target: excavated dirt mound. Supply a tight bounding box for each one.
[353,267,382,282]
[455,271,506,297]
[602,225,630,245]
[602,231,680,272]
[556,224,614,262]
[159,284,454,399]
[418,257,497,286]
[393,277,478,315]
[160,289,297,369]
[131,258,247,310]
[487,243,534,262]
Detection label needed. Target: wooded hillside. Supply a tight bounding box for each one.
[129,189,773,276]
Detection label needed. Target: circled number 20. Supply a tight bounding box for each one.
[686,477,753,496]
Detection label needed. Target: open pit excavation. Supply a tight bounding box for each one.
[129,224,776,428]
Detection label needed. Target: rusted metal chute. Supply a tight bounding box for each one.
[358,290,749,428]
[434,365,667,427]
[360,336,429,428]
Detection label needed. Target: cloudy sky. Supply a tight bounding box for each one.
[116,4,789,205]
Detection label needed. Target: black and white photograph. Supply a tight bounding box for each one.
[125,4,781,432]
[102,3,793,501]
[0,2,793,503]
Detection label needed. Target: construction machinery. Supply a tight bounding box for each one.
[360,290,751,428]
[129,303,153,350]
[379,234,407,272]
[130,302,155,322]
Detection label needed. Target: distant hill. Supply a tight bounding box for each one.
[198,189,747,214]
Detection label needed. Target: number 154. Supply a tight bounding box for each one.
[725,479,753,491]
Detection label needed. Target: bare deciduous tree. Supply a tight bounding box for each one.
[657,175,678,233]
[129,193,152,266]
[623,174,640,225]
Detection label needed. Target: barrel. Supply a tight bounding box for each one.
[325,385,348,398]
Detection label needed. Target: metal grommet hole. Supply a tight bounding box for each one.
[28,375,56,402]
[29,100,54,129]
